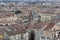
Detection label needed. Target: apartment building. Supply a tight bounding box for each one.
[39,13,57,22]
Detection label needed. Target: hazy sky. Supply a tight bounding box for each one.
[0,0,60,1]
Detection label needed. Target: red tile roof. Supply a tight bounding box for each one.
[0,29,6,34]
[8,29,26,36]
[44,22,55,30]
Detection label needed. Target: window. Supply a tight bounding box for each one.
[45,17,49,21]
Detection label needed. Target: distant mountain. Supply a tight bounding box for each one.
[0,0,60,3]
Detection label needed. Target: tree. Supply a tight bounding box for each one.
[38,16,41,23]
[29,30,35,40]
[2,4,4,7]
[54,6,59,8]
[15,10,22,14]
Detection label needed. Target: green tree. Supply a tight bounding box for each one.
[15,10,22,14]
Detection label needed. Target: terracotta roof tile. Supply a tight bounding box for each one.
[8,29,26,36]
[44,22,55,30]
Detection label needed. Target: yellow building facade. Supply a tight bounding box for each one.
[39,13,57,22]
